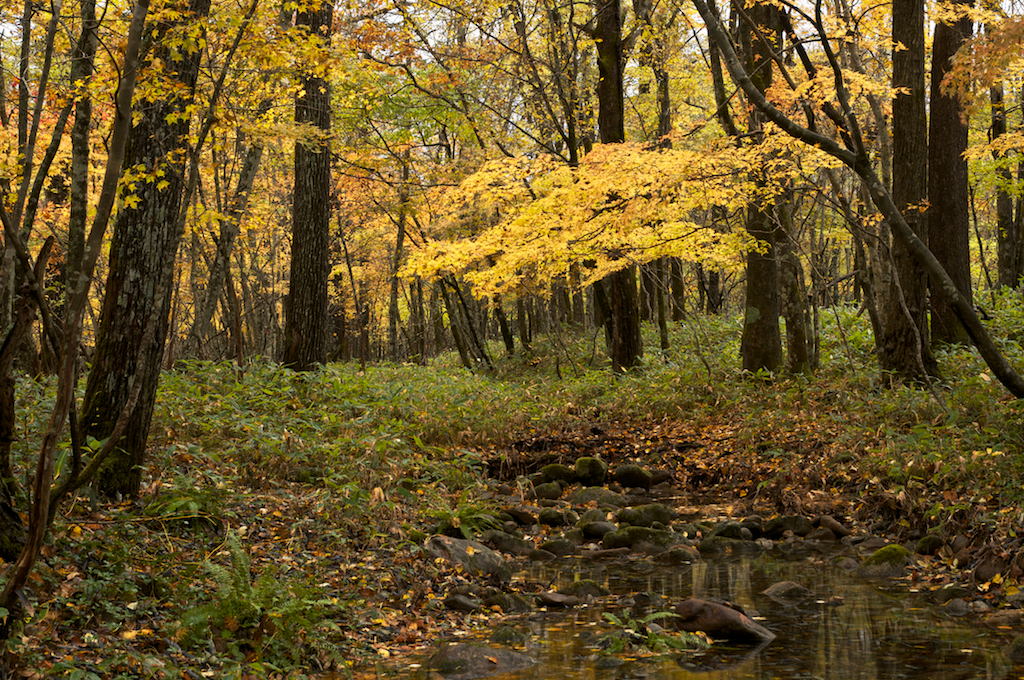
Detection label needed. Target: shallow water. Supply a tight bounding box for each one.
[366,547,1017,680]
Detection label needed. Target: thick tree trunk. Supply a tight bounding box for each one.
[283,0,332,370]
[738,0,783,373]
[595,0,643,370]
[928,6,972,344]
[992,82,1018,288]
[878,0,935,378]
[80,0,212,499]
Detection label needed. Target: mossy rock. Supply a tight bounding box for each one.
[532,481,563,500]
[539,463,576,483]
[617,503,675,528]
[559,579,610,599]
[574,457,609,486]
[697,535,763,556]
[483,594,533,614]
[707,520,746,540]
[490,625,530,646]
[855,544,913,578]
[611,464,652,490]
[602,526,682,552]
[538,507,578,527]
[566,486,627,507]
[579,508,608,523]
[539,537,578,556]
[915,534,944,556]
[578,520,617,539]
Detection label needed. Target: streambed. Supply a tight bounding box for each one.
[366,545,1015,680]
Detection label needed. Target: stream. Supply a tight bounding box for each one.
[363,544,1016,680]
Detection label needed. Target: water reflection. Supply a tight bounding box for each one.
[367,550,1014,679]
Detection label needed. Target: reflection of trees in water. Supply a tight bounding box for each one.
[514,553,1009,679]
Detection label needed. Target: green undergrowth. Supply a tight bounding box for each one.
[7,293,1024,675]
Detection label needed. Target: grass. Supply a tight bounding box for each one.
[5,295,1024,675]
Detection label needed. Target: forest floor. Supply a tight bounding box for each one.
[6,306,1024,677]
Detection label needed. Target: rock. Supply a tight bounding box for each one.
[578,520,617,539]
[762,581,813,606]
[444,594,483,612]
[428,642,535,679]
[974,554,1008,583]
[707,521,746,540]
[482,593,533,613]
[805,527,837,541]
[574,457,609,486]
[480,530,534,557]
[532,481,563,501]
[815,515,851,538]
[654,546,701,564]
[611,464,652,490]
[928,582,975,604]
[528,549,556,563]
[673,598,776,643]
[617,503,676,528]
[504,507,538,525]
[697,535,764,556]
[490,625,529,646]
[650,469,673,486]
[566,487,627,507]
[560,579,610,599]
[855,544,913,578]
[579,547,631,559]
[602,526,683,552]
[538,507,578,527]
[984,610,1024,627]
[537,592,579,608]
[579,508,608,523]
[1006,635,1024,662]
[915,534,943,556]
[539,463,576,483]
[834,557,860,572]
[538,537,577,556]
[764,515,814,538]
[943,597,969,616]
[426,536,512,583]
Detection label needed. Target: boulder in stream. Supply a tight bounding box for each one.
[429,641,535,679]
[574,457,609,486]
[854,544,913,578]
[617,503,676,528]
[762,580,813,606]
[673,598,776,643]
[602,526,683,552]
[611,464,652,490]
[426,536,512,583]
[764,515,814,538]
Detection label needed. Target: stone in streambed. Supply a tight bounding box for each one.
[602,526,683,552]
[429,642,535,679]
[480,529,534,556]
[673,598,776,643]
[617,503,676,528]
[538,507,578,527]
[764,515,814,538]
[697,535,763,556]
[574,457,608,486]
[762,581,813,606]
[855,544,913,578]
[426,535,512,583]
[567,486,627,507]
[539,463,576,483]
[578,520,617,539]
[611,464,652,490]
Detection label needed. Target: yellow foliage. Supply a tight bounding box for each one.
[405,135,822,297]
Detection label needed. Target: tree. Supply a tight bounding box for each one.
[928,1,972,345]
[79,0,213,498]
[282,0,333,370]
[689,0,1024,398]
[877,0,935,378]
[736,0,784,374]
[594,0,643,371]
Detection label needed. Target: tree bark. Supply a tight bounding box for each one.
[928,5,972,344]
[80,0,212,499]
[878,0,935,378]
[283,0,332,370]
[594,0,642,371]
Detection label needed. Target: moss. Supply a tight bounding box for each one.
[863,544,913,566]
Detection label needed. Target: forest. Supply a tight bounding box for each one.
[0,0,1022,674]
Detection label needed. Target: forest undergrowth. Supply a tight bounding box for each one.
[6,296,1024,678]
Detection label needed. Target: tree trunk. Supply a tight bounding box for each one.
[595,0,643,370]
[282,0,332,370]
[878,0,935,378]
[738,0,783,374]
[928,5,972,344]
[80,0,212,499]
